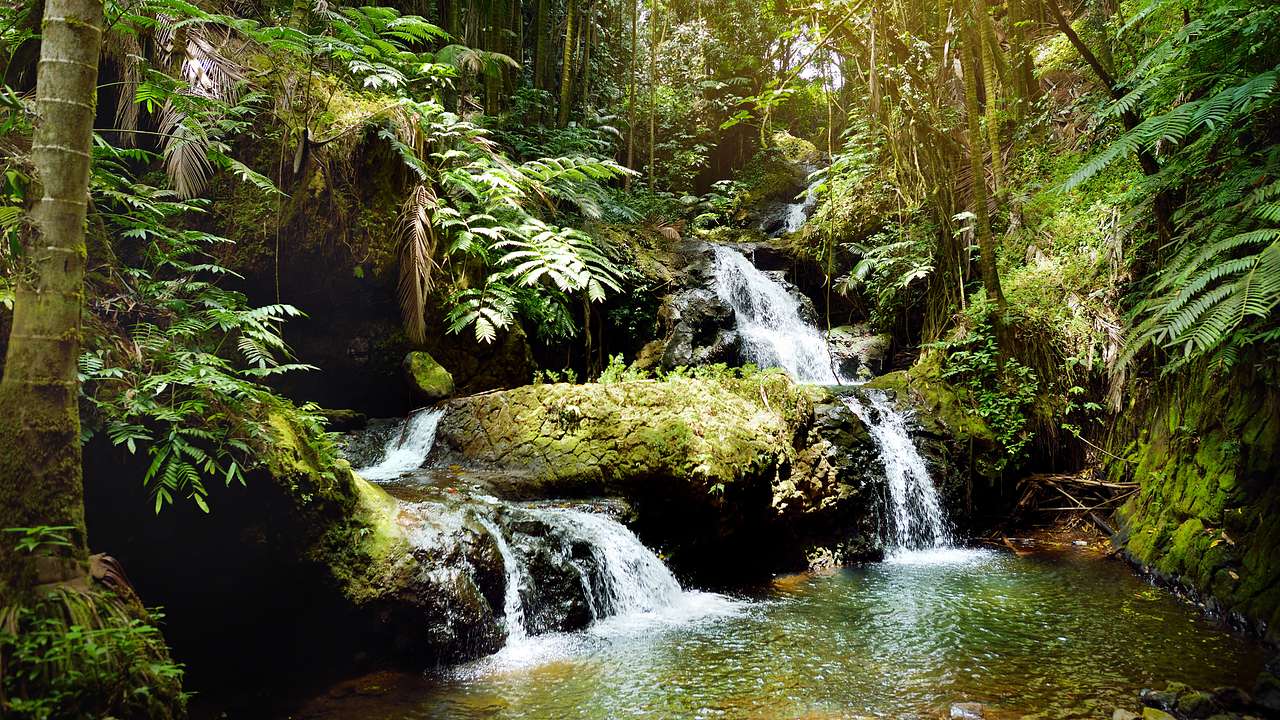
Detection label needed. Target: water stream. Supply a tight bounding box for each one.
[710,244,841,384]
[356,408,444,481]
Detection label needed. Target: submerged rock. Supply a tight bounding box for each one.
[949,701,985,719]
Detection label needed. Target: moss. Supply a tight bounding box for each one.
[1109,362,1280,636]
[403,351,455,400]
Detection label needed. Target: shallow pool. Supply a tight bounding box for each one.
[293,546,1263,719]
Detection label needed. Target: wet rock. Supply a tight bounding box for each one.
[403,351,455,401]
[1142,684,1187,713]
[654,287,740,368]
[1209,687,1251,712]
[826,325,892,380]
[949,701,985,719]
[1142,709,1178,720]
[1113,710,1140,720]
[1177,690,1220,718]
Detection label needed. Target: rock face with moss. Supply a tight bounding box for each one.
[83,412,513,693]
[403,351,455,401]
[1105,362,1280,642]
[432,372,890,577]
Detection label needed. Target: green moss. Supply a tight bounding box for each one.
[1110,363,1280,634]
[404,351,455,400]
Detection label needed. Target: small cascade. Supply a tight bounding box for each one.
[766,173,823,237]
[542,509,683,618]
[477,506,684,645]
[474,515,528,643]
[841,391,953,552]
[710,244,842,384]
[357,408,444,481]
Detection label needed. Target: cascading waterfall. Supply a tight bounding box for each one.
[842,391,953,552]
[474,515,529,643]
[710,244,842,384]
[357,408,444,481]
[478,506,684,646]
[768,173,823,236]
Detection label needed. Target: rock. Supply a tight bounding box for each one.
[320,407,368,432]
[403,351,455,401]
[949,702,985,719]
[1177,690,1220,719]
[1209,687,1250,712]
[432,373,884,581]
[1142,684,1187,713]
[1254,671,1280,713]
[1142,709,1178,720]
[826,326,892,380]
[1113,710,1140,720]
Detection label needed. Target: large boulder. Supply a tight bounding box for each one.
[432,372,889,579]
[827,325,893,380]
[403,350,454,401]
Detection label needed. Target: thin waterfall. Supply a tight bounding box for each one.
[710,244,842,384]
[357,408,444,481]
[767,173,823,237]
[474,515,529,644]
[841,391,953,552]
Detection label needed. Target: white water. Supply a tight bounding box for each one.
[465,506,734,672]
[710,244,842,384]
[842,391,954,554]
[474,515,529,643]
[357,408,444,481]
[769,174,823,236]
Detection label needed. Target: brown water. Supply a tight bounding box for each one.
[291,543,1264,719]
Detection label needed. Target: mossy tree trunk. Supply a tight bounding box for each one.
[557,0,576,127]
[961,14,1009,344]
[0,0,103,606]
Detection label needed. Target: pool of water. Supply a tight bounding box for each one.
[292,544,1262,719]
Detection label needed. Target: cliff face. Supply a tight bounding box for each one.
[1106,362,1280,642]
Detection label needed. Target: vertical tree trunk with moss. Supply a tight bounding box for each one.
[557,0,577,127]
[625,0,638,183]
[979,8,1005,198]
[0,0,103,606]
[962,24,1009,333]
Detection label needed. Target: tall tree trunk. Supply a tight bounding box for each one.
[534,0,549,91]
[1006,0,1037,113]
[962,25,1009,339]
[557,0,577,126]
[625,0,638,183]
[0,0,103,605]
[647,0,658,190]
[579,0,594,114]
[979,9,1005,198]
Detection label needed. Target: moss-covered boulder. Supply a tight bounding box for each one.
[432,371,887,578]
[1105,361,1280,641]
[83,411,509,702]
[403,351,455,401]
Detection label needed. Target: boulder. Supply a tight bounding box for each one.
[950,702,985,719]
[827,325,893,380]
[403,351,455,401]
[432,372,887,580]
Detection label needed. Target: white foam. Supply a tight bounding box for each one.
[357,408,443,480]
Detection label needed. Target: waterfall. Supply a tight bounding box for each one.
[768,173,823,237]
[710,244,842,384]
[357,408,443,481]
[478,506,684,646]
[474,515,529,643]
[841,391,953,552]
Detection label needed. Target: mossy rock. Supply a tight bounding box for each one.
[1107,360,1280,641]
[433,372,886,579]
[403,351,455,401]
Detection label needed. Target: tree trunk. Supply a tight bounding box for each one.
[0,0,103,606]
[557,0,577,127]
[647,0,658,189]
[979,9,1005,198]
[534,0,549,91]
[962,26,1009,338]
[625,0,638,183]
